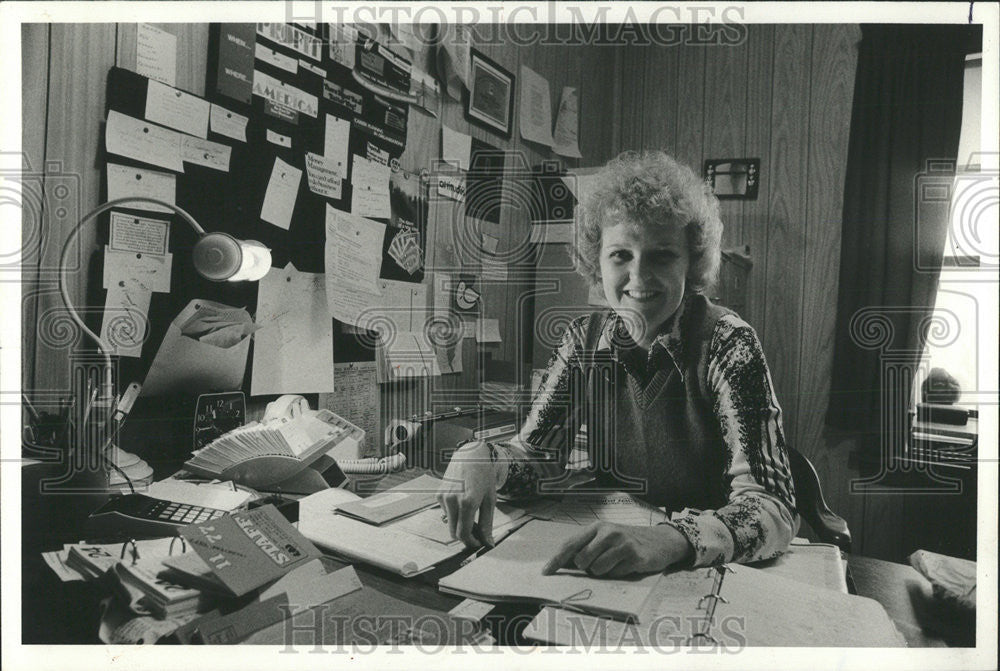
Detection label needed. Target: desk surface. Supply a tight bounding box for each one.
[21,465,968,647]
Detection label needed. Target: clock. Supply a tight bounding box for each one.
[193,392,246,451]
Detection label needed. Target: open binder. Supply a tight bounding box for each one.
[523,562,906,647]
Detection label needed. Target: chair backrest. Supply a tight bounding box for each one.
[786,446,852,552]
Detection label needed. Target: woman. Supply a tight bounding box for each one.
[437,151,797,577]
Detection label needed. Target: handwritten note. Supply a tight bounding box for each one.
[181,136,231,172]
[136,24,176,86]
[103,246,172,293]
[306,153,343,199]
[101,280,153,358]
[519,65,554,147]
[210,104,248,142]
[105,110,183,172]
[324,114,351,178]
[324,205,385,294]
[350,155,390,219]
[553,86,582,159]
[109,212,169,255]
[107,163,176,213]
[260,157,302,230]
[251,264,335,395]
[145,80,210,139]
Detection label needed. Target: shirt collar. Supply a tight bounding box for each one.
[597,293,689,379]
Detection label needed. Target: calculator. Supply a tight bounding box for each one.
[87,493,229,537]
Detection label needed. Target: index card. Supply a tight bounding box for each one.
[103,246,172,293]
[251,264,335,396]
[181,136,231,172]
[100,280,153,358]
[324,114,351,178]
[109,212,169,255]
[260,157,302,230]
[350,155,391,219]
[107,163,176,214]
[519,65,555,147]
[145,79,210,139]
[476,318,502,343]
[441,124,472,169]
[105,110,183,172]
[136,23,176,86]
[306,153,343,199]
[210,104,248,142]
[553,86,582,159]
[324,205,385,294]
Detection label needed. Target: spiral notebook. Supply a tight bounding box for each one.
[523,562,906,647]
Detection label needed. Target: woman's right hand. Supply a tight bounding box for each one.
[436,440,497,548]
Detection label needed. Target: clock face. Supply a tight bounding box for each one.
[193,392,246,451]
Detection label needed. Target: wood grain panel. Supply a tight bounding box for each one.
[741,25,775,336]
[31,24,117,399]
[21,23,50,398]
[618,46,647,151]
[672,45,705,172]
[640,44,678,154]
[762,25,813,452]
[795,25,860,459]
[703,37,749,250]
[577,36,620,164]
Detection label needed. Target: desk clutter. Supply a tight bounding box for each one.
[42,471,907,647]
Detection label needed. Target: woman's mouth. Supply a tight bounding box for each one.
[623,289,661,302]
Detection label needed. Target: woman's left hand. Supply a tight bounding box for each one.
[541,523,693,577]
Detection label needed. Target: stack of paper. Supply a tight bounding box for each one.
[185,409,355,481]
[114,558,212,618]
[63,537,179,581]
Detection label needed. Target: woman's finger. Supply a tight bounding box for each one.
[441,494,460,540]
[477,491,496,546]
[572,530,617,572]
[587,546,628,577]
[541,525,599,575]
[457,496,481,547]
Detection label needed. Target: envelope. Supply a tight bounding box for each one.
[141,299,253,397]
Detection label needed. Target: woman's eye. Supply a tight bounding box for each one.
[607,250,631,261]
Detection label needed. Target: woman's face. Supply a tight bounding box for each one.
[599,220,690,348]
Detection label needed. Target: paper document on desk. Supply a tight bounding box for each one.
[752,541,848,594]
[527,492,670,527]
[335,473,441,525]
[439,520,663,623]
[142,299,255,396]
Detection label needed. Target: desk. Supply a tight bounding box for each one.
[21,464,969,647]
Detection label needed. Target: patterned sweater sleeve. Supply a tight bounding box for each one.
[488,318,588,500]
[665,315,799,566]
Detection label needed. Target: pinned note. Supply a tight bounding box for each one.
[324,114,351,178]
[145,80,210,139]
[380,330,441,380]
[519,65,554,147]
[441,125,472,170]
[476,319,502,343]
[481,233,500,255]
[552,86,582,159]
[103,246,172,293]
[101,280,153,358]
[328,24,357,69]
[306,153,343,199]
[105,110,183,173]
[136,24,176,86]
[437,174,466,202]
[209,104,248,143]
[260,157,302,230]
[255,43,298,74]
[251,264,335,395]
[181,136,231,172]
[109,212,169,255]
[350,155,390,219]
[266,129,292,148]
[107,163,176,213]
[327,278,426,337]
[324,206,385,294]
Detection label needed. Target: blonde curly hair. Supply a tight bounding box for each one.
[572,151,723,294]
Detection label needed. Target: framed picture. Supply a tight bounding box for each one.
[465,49,514,138]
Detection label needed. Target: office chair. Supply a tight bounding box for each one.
[786,446,852,553]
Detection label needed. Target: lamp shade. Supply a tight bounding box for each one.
[193,232,271,282]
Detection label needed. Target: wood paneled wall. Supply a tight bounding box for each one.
[614,25,868,551]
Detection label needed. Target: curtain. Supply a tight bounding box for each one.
[827,25,981,432]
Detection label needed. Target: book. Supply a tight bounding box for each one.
[438,520,665,623]
[523,563,905,647]
[174,504,323,597]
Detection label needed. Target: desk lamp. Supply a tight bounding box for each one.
[57,196,271,483]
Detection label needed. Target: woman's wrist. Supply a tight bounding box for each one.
[659,523,695,568]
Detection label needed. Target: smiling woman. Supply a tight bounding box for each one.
[438,151,799,577]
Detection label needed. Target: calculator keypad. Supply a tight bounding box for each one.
[150,500,225,525]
